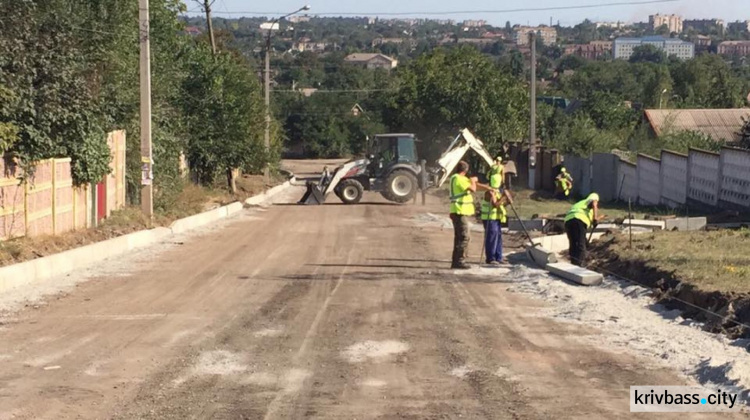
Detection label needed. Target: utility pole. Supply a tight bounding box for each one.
[528,31,537,190]
[139,0,153,219]
[202,0,217,55]
[263,5,310,183]
[264,29,272,182]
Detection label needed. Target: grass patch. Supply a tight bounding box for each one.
[597,229,750,294]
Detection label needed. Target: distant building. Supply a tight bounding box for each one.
[645,109,750,144]
[462,20,487,28]
[184,26,202,36]
[683,19,725,34]
[287,15,311,23]
[514,26,557,46]
[481,32,505,39]
[728,20,750,33]
[649,14,683,33]
[563,41,612,60]
[293,38,334,53]
[717,40,750,56]
[456,38,497,46]
[693,35,712,52]
[344,53,398,70]
[595,21,626,29]
[613,36,694,60]
[371,37,418,49]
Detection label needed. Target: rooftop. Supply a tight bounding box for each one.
[645,109,750,143]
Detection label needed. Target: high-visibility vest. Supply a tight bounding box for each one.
[481,191,507,222]
[564,197,594,227]
[557,177,572,196]
[488,165,504,189]
[450,174,475,216]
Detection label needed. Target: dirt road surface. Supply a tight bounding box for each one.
[0,161,741,419]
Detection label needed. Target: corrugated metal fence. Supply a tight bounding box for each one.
[563,146,750,210]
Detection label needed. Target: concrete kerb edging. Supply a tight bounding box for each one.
[244,176,296,206]
[0,177,296,294]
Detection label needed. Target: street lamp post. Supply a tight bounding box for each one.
[264,5,310,182]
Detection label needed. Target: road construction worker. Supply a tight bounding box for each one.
[564,192,604,267]
[555,167,573,199]
[449,161,493,269]
[487,156,504,189]
[481,186,512,265]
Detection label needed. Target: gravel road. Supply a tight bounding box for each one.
[0,161,745,419]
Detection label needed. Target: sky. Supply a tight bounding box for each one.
[203,0,750,27]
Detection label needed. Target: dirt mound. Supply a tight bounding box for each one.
[589,234,750,339]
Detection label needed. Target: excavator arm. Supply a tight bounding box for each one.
[435,128,495,187]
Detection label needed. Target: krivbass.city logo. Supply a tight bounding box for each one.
[630,386,742,413]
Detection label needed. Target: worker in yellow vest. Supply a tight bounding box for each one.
[481,186,512,265]
[449,161,491,270]
[555,167,573,199]
[488,156,504,189]
[564,193,604,266]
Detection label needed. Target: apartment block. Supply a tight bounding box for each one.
[514,26,557,46]
[649,14,683,33]
[614,36,694,60]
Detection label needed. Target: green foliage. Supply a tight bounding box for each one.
[738,118,750,149]
[0,86,18,152]
[181,46,266,185]
[388,46,528,158]
[0,0,110,185]
[629,44,667,64]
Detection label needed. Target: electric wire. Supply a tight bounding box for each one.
[205,0,682,16]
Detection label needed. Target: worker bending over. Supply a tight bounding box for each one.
[555,167,573,199]
[481,185,512,265]
[564,193,604,267]
[449,161,491,270]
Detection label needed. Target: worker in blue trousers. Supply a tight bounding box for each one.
[480,156,512,265]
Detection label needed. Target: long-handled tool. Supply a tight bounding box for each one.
[507,200,537,248]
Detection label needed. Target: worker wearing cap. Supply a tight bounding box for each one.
[481,185,512,265]
[555,167,573,199]
[564,192,604,266]
[450,161,492,270]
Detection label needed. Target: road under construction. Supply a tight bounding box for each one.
[0,160,746,419]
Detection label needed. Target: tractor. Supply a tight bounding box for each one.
[299,129,495,205]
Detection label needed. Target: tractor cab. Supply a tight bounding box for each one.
[367,134,419,177]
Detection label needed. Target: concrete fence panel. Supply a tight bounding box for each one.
[617,160,637,202]
[718,147,750,210]
[0,159,26,239]
[0,131,126,241]
[592,153,620,202]
[687,148,720,208]
[563,155,592,198]
[637,154,661,206]
[660,150,688,208]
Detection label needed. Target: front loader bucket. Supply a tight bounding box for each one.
[298,182,327,205]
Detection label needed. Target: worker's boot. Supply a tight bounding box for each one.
[451,262,471,270]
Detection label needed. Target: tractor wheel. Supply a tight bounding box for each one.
[336,179,364,205]
[381,170,418,204]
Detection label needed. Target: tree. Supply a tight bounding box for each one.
[181,47,266,190]
[387,46,528,158]
[629,45,667,64]
[740,118,750,149]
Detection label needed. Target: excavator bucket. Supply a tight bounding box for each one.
[299,182,327,205]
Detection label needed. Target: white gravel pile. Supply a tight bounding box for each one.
[472,263,750,403]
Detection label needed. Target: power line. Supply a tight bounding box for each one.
[205,0,681,16]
